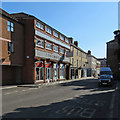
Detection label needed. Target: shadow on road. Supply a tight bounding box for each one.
[60,79,116,92]
[2,79,117,119]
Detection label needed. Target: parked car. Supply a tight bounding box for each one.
[98,74,112,87]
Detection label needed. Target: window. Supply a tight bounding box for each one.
[77,60,78,67]
[46,26,52,34]
[79,52,81,57]
[36,38,44,48]
[77,50,78,56]
[46,42,52,50]
[36,21,44,30]
[8,42,14,54]
[54,45,59,52]
[60,47,64,54]
[65,38,69,43]
[72,58,74,66]
[60,35,64,41]
[72,47,74,52]
[7,21,14,32]
[54,31,59,38]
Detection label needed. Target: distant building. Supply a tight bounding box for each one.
[97,58,107,67]
[87,50,101,77]
[66,39,88,79]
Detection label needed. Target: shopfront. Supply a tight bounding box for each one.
[35,60,44,82]
[53,63,59,81]
[46,62,53,82]
[60,64,65,79]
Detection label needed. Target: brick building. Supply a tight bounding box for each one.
[0,9,24,85]
[0,9,71,85]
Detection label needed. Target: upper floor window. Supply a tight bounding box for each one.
[36,38,44,48]
[72,58,74,66]
[65,38,69,44]
[60,35,64,41]
[46,42,52,50]
[77,60,78,66]
[60,47,64,54]
[54,45,59,52]
[54,31,59,38]
[46,26,52,34]
[79,52,81,57]
[77,50,78,56]
[7,21,14,32]
[36,21,44,30]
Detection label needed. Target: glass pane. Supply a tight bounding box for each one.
[11,27,13,32]
[7,26,10,31]
[7,21,10,25]
[11,22,14,27]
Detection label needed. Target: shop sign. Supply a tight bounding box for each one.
[35,50,70,63]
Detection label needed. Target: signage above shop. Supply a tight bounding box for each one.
[35,50,70,63]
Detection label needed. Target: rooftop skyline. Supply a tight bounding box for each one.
[2,2,118,58]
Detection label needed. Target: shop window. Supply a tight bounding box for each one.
[36,38,44,48]
[60,64,65,79]
[46,42,52,50]
[7,21,14,32]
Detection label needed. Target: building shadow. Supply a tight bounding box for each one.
[2,88,117,119]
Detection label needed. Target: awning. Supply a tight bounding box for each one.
[46,63,52,68]
[36,62,44,67]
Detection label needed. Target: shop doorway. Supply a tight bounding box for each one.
[46,68,52,82]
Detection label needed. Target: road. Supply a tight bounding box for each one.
[2,78,118,119]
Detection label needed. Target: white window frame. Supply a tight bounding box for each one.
[46,42,52,51]
[65,38,69,44]
[36,21,44,30]
[7,21,14,32]
[36,38,44,48]
[60,47,64,54]
[54,45,59,53]
[46,26,52,34]
[54,31,59,38]
[60,35,64,41]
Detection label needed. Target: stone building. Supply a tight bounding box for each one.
[66,40,88,79]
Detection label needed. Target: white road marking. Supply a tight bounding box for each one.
[80,108,96,118]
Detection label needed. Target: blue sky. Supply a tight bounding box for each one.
[2,2,118,58]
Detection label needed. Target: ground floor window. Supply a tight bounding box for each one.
[46,68,52,80]
[53,64,59,80]
[60,64,65,79]
[36,67,44,80]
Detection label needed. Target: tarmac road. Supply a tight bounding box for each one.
[2,78,118,119]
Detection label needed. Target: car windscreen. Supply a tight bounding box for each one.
[100,76,110,79]
[100,71,112,75]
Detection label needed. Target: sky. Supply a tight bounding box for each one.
[1,2,118,58]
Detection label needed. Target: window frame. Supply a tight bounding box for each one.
[46,42,52,51]
[36,38,44,48]
[7,21,14,32]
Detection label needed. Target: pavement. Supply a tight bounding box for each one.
[1,77,94,90]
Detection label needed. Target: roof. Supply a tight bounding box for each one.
[70,43,87,54]
[11,12,71,39]
[106,40,115,44]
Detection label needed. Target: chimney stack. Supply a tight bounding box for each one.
[74,41,78,47]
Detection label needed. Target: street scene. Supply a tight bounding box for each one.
[2,78,120,119]
[0,2,120,119]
